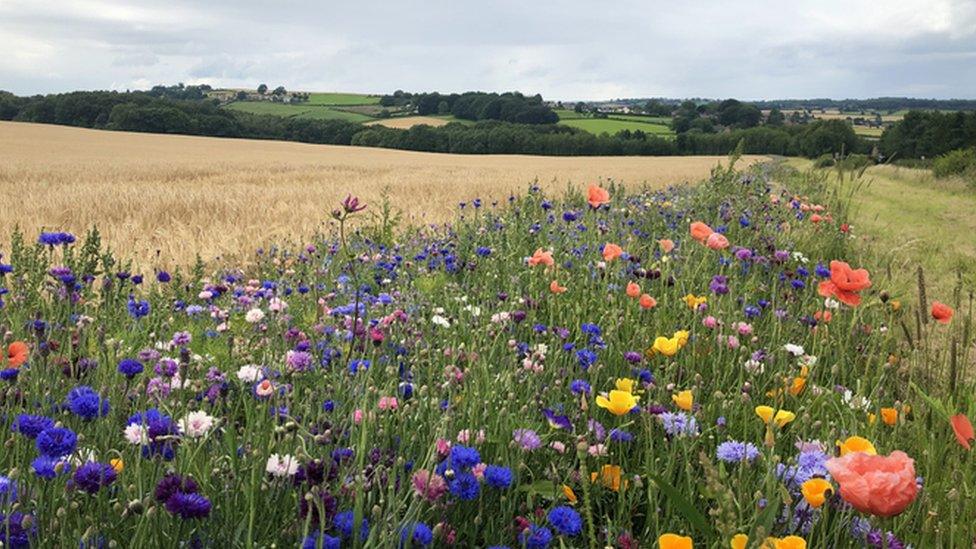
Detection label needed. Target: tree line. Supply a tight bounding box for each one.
[879,110,976,160]
[1,89,867,158]
[379,91,558,124]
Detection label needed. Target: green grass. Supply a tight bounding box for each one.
[558,117,674,136]
[853,126,884,138]
[553,108,585,120]
[787,158,976,296]
[223,101,374,123]
[305,92,381,106]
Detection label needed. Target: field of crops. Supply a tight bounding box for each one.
[0,143,972,547]
[557,117,673,136]
[0,122,754,267]
[223,102,374,123]
[305,93,382,106]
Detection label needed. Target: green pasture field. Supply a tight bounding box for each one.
[558,117,674,136]
[304,92,381,106]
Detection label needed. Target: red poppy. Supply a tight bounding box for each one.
[951,414,974,450]
[818,260,871,307]
[931,301,954,324]
[690,221,714,243]
[587,184,610,209]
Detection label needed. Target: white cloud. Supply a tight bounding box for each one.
[0,0,973,98]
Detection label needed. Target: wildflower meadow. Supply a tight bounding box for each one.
[0,158,973,548]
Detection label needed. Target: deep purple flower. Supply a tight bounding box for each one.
[72,462,117,494]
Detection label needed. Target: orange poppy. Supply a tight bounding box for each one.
[626,281,641,298]
[587,183,610,209]
[817,260,871,307]
[639,294,657,309]
[880,407,898,426]
[4,341,28,369]
[549,280,567,294]
[690,221,714,242]
[590,464,626,491]
[602,243,623,262]
[705,232,729,250]
[658,238,675,253]
[528,248,555,268]
[951,414,974,450]
[931,301,954,324]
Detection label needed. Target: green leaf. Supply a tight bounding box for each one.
[910,381,950,422]
[648,473,715,537]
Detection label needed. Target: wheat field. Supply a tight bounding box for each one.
[0,121,760,267]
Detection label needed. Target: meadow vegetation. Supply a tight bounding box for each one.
[0,148,973,548]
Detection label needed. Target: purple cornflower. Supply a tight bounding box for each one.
[660,412,699,437]
[72,462,117,494]
[513,429,542,451]
[716,440,760,464]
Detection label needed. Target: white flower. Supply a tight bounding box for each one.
[791,251,809,264]
[784,343,805,357]
[824,298,840,309]
[799,355,818,368]
[124,423,148,445]
[463,304,482,317]
[744,359,765,374]
[842,390,872,411]
[179,411,216,438]
[491,312,510,323]
[237,365,263,382]
[245,308,266,323]
[265,453,299,477]
[431,314,451,328]
[268,298,288,312]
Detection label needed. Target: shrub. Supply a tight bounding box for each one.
[813,154,835,168]
[932,148,976,179]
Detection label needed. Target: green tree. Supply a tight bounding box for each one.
[257,84,268,95]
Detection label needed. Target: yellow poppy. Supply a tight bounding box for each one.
[110,458,124,473]
[800,478,832,508]
[755,405,796,428]
[615,378,637,394]
[672,390,693,411]
[837,435,876,456]
[659,533,693,549]
[881,407,898,426]
[730,534,749,549]
[674,330,690,347]
[650,336,681,357]
[773,536,807,549]
[683,294,707,310]
[595,390,640,416]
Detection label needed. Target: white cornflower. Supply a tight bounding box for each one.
[236,365,263,382]
[179,411,216,438]
[784,343,805,357]
[431,315,451,328]
[245,308,266,323]
[265,453,299,477]
[124,423,148,445]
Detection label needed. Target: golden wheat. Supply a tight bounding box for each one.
[0,121,761,267]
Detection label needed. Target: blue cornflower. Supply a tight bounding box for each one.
[449,471,480,500]
[399,521,433,547]
[117,358,144,378]
[127,297,150,319]
[570,379,591,394]
[11,414,54,439]
[449,445,481,470]
[575,349,597,370]
[72,462,117,494]
[519,525,553,549]
[484,465,513,489]
[303,532,341,549]
[164,492,212,519]
[0,475,16,505]
[716,440,760,464]
[333,510,369,540]
[36,427,77,458]
[66,386,110,420]
[348,359,371,375]
[476,246,492,257]
[547,506,582,536]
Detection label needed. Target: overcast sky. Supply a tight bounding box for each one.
[2,0,975,100]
